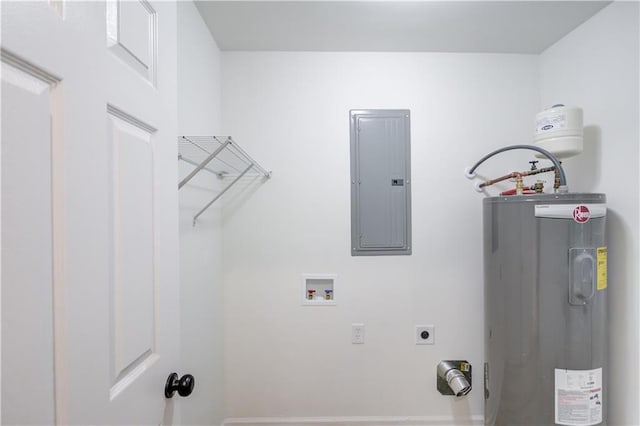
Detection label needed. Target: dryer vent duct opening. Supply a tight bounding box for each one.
[437,360,472,397]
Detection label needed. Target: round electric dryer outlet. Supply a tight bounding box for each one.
[415,325,435,345]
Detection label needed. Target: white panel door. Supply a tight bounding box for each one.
[1,1,180,424]
[1,52,60,426]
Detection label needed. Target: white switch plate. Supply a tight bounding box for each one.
[415,325,435,345]
[352,323,365,344]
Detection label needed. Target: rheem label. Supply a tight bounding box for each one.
[573,205,590,223]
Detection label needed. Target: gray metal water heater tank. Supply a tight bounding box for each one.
[484,193,607,426]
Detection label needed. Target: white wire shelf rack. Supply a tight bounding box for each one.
[178,136,271,225]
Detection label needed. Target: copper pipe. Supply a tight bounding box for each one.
[468,145,567,188]
[479,172,521,188]
[479,166,556,189]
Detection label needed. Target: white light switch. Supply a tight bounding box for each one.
[352,323,365,344]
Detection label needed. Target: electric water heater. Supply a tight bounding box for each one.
[484,193,607,426]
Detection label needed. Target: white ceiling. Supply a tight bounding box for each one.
[195,1,610,53]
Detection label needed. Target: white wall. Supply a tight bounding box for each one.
[177,2,224,424]
[220,52,539,422]
[539,3,640,425]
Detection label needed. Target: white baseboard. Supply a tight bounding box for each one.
[222,415,484,426]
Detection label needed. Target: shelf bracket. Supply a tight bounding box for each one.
[178,137,231,189]
[178,135,270,225]
[192,164,253,226]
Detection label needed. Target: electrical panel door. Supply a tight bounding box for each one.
[350,109,411,256]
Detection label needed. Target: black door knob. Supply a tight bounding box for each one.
[164,372,195,398]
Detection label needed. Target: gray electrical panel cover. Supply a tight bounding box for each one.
[350,109,411,256]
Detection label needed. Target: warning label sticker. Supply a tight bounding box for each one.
[555,368,603,426]
[597,247,607,290]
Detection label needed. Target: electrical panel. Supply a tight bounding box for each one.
[350,109,411,256]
